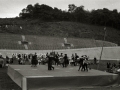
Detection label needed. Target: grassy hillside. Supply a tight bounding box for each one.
[0,19,120,45]
[0,34,117,50]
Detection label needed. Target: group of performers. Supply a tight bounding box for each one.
[44,52,89,71]
[3,52,90,71]
[46,52,70,70]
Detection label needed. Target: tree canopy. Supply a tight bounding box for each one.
[19,3,120,29]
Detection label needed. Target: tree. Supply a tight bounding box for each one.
[26,4,34,18]
[19,8,30,19]
[74,5,87,22]
[68,4,77,13]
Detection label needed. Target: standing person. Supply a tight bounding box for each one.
[55,53,59,66]
[71,54,75,66]
[107,62,111,72]
[48,52,54,70]
[12,54,16,63]
[75,53,79,66]
[94,57,97,65]
[28,53,32,65]
[63,54,68,67]
[6,55,10,64]
[59,53,64,66]
[31,53,38,67]
[34,53,38,66]
[83,58,88,71]
[18,53,21,64]
[78,56,84,71]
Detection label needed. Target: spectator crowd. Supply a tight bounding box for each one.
[1,51,120,73]
[0,52,91,71]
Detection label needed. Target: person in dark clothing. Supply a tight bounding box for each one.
[78,57,84,71]
[48,53,54,70]
[18,53,21,64]
[59,53,64,65]
[94,57,97,65]
[107,62,111,72]
[63,54,68,67]
[71,54,75,66]
[55,53,59,66]
[31,53,38,67]
[6,56,10,64]
[75,53,79,66]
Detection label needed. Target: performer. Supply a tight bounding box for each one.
[94,57,97,65]
[48,52,54,70]
[78,56,84,71]
[31,53,38,67]
[71,54,75,66]
[59,53,64,66]
[75,53,79,66]
[55,53,59,66]
[83,59,88,71]
[63,54,68,67]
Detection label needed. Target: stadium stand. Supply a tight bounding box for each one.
[0,34,117,50]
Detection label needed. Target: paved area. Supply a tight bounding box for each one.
[1,65,120,90]
[8,65,119,90]
[9,65,117,77]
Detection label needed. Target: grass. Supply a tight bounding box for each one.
[0,20,120,45]
[0,34,117,50]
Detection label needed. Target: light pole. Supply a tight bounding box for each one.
[97,27,107,70]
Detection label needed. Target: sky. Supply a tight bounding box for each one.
[0,0,120,18]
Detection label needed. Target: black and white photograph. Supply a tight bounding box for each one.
[0,0,120,90]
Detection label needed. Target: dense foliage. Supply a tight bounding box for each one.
[19,3,120,29]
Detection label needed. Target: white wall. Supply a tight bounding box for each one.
[0,46,120,60]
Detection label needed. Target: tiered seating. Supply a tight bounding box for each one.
[95,40,117,47]
[0,34,117,50]
[0,34,24,49]
[67,38,117,49]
